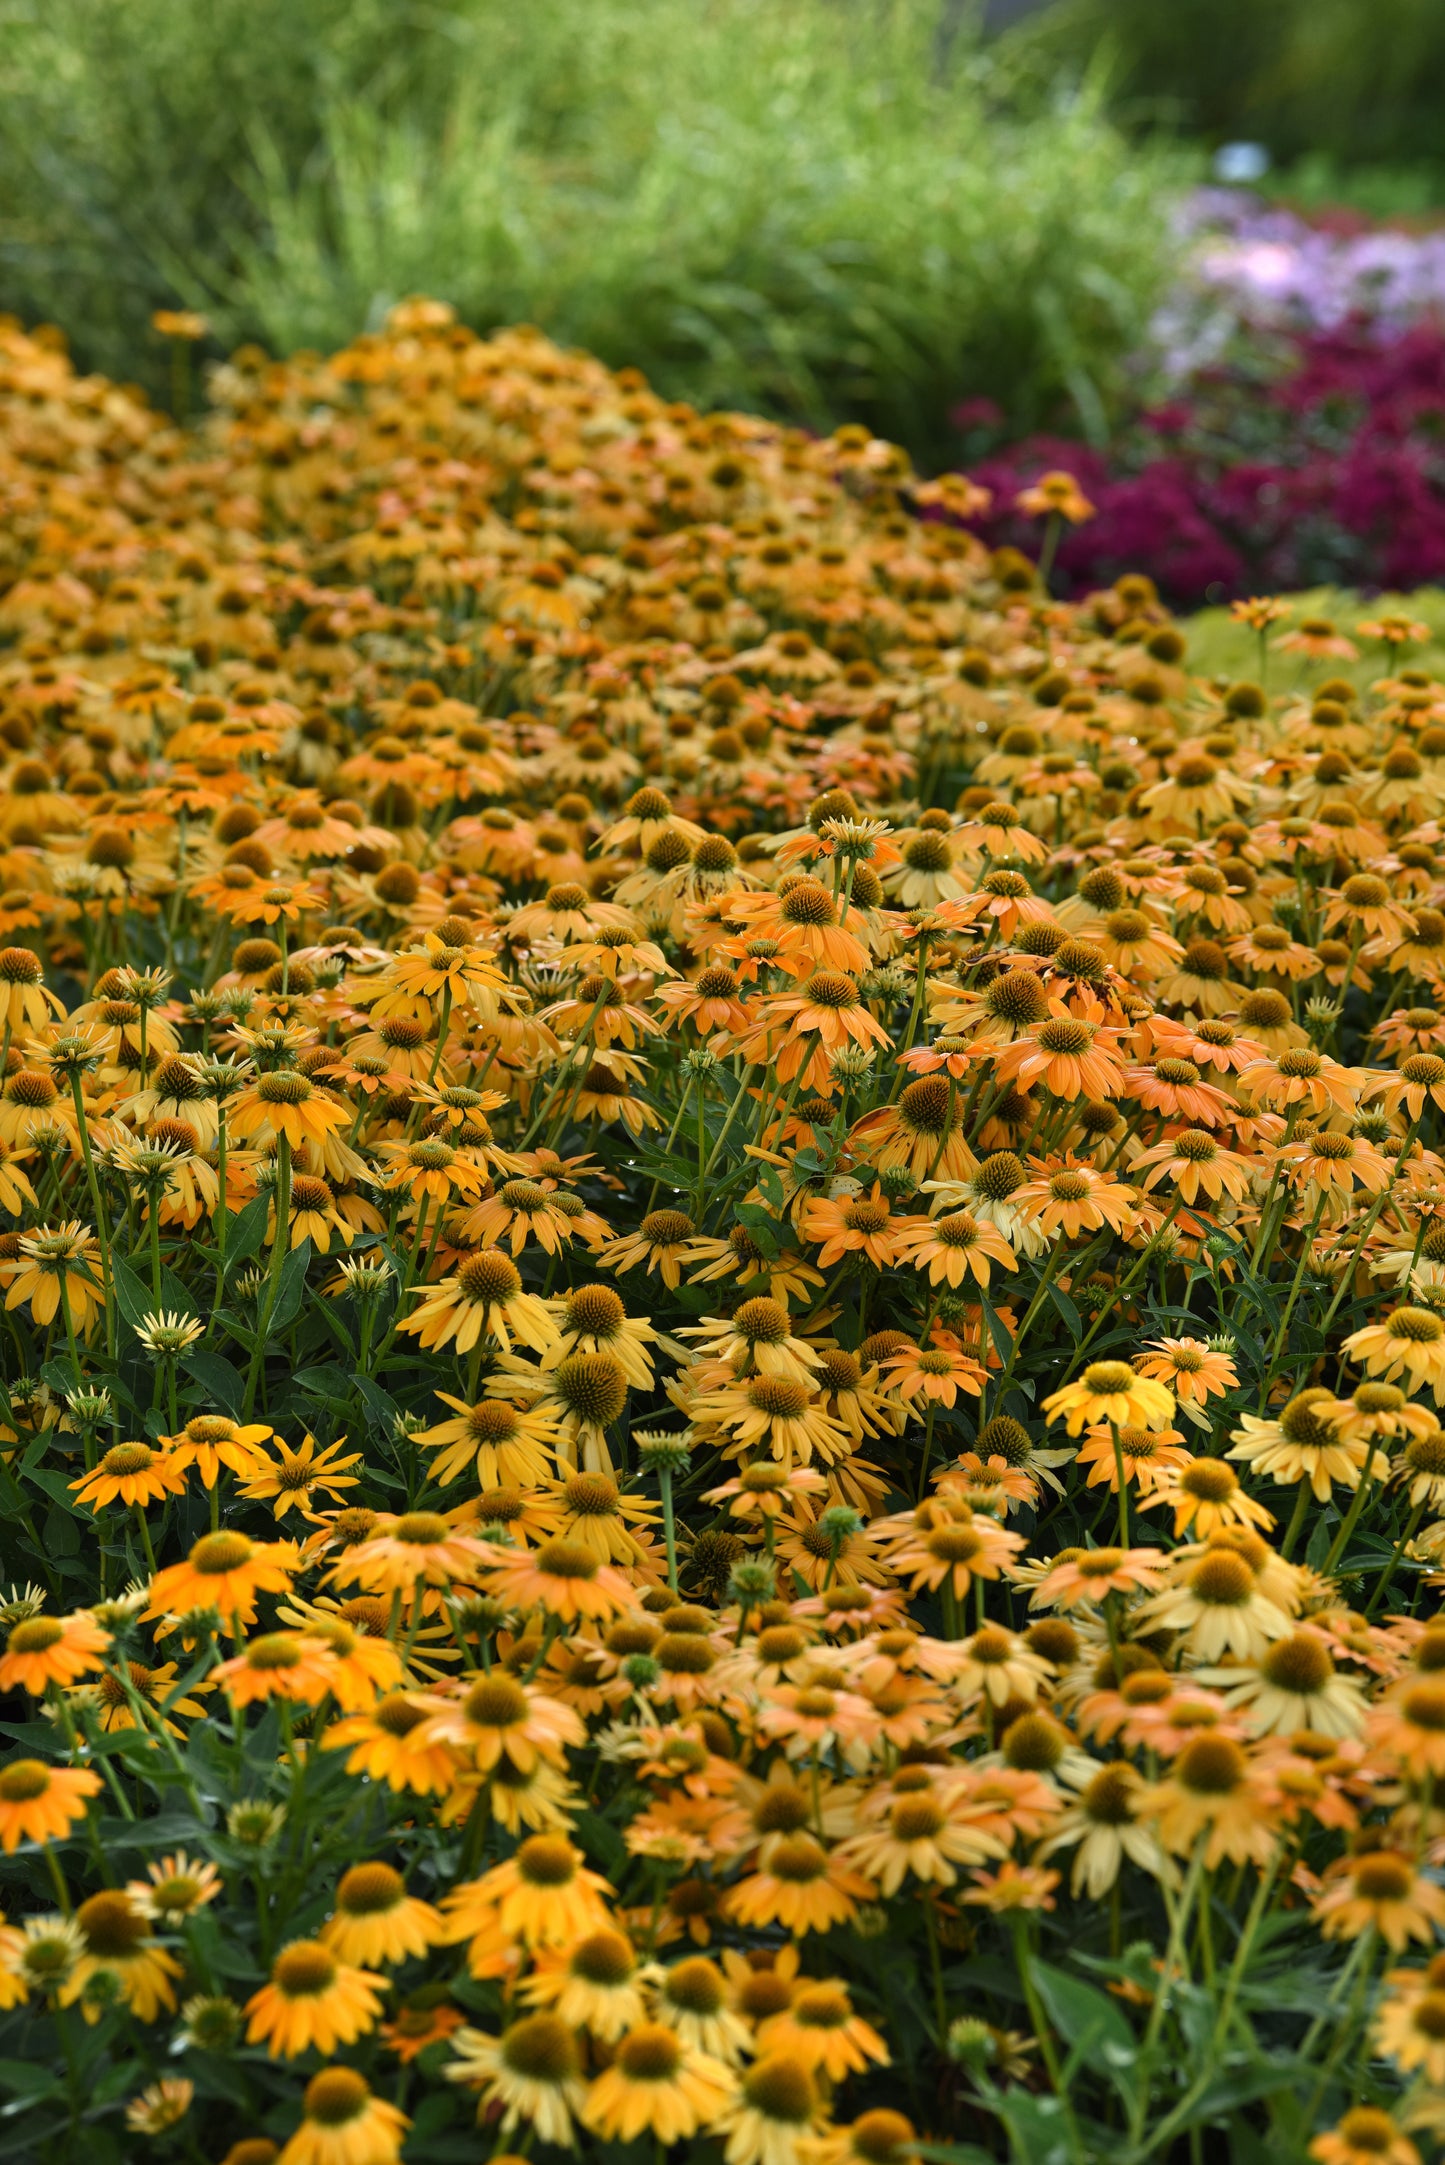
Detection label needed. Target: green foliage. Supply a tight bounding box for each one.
[0,0,1180,458]
[1009,0,1445,177]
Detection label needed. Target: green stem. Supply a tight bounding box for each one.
[659,1467,678,1594]
[1110,1420,1130,1547]
[1280,1476,1313,1563]
[243,1129,291,1417]
[1366,1497,1424,1618]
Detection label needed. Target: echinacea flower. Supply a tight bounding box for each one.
[321,1863,445,1967]
[0,1609,110,1695]
[446,2014,586,2147]
[1309,2107,1419,2165]
[245,1941,385,2058]
[0,1758,102,1851]
[61,1889,182,2022]
[279,2068,410,2165]
[1043,1363,1176,1436]
[583,2022,735,2143]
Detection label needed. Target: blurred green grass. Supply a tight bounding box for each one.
[1185,588,1445,683]
[1004,0,1445,183]
[0,0,1182,463]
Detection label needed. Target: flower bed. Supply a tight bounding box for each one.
[0,304,1444,2162]
[957,192,1445,605]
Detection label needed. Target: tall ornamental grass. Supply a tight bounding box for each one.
[0,0,1178,457]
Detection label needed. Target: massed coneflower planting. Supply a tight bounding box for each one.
[0,301,1444,2163]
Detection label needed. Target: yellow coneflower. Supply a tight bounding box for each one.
[279,2068,409,2165]
[244,1940,385,2058]
[322,1862,445,1967]
[711,2053,826,2165]
[522,1927,648,2040]
[61,1890,182,2023]
[446,2014,586,2147]
[1043,1362,1176,1436]
[583,2022,735,2143]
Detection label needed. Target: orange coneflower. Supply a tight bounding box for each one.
[994,1013,1127,1103]
[61,1890,182,2023]
[1371,1052,1445,1122]
[4,1222,105,1333]
[1374,1956,1445,2086]
[321,1693,459,1795]
[1029,1547,1166,1610]
[237,1433,363,1521]
[1132,1127,1254,1206]
[229,1070,349,1153]
[144,1530,300,1631]
[849,1073,975,1186]
[457,1176,609,1258]
[1136,1335,1238,1409]
[327,1511,494,1597]
[1152,1457,1275,1540]
[894,1208,1018,1289]
[165,1413,274,1489]
[448,1834,613,1955]
[484,1537,635,1624]
[1122,1057,1233,1126]
[1140,1547,1293,1661]
[1037,1760,1176,1897]
[726,1833,871,1937]
[522,1927,648,2041]
[1309,2107,1420,2165]
[599,1206,710,1289]
[1075,1421,1193,1496]
[1315,1849,1445,1951]
[1344,1305,1445,1399]
[1199,1629,1366,1738]
[1239,1046,1359,1120]
[835,1782,1003,1894]
[214,1631,338,1706]
[1227,1391,1381,1501]
[880,1339,987,1408]
[126,1852,222,1923]
[416,1392,559,1489]
[245,1940,385,2058]
[321,1862,445,1968]
[0,1758,102,1851]
[1015,1159,1136,1240]
[885,1510,1025,1601]
[582,2026,735,2144]
[0,1609,110,1695]
[70,1440,190,1513]
[800,1184,906,1269]
[281,2068,409,2165]
[1143,1735,1276,1868]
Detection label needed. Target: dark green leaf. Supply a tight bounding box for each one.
[180,1344,247,1418]
[268,1236,313,1333]
[1030,1956,1137,2095]
[222,1192,271,1273]
[756,1164,786,1208]
[108,1256,154,1331]
[1046,1282,1081,1335]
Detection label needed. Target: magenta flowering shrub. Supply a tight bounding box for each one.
[958,320,1445,605]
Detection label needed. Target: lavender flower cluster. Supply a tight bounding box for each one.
[1153,187,1445,384]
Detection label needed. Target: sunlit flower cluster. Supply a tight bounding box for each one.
[0,303,1443,2160]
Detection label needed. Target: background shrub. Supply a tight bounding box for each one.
[0,0,1179,460]
[1010,0,1445,176]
